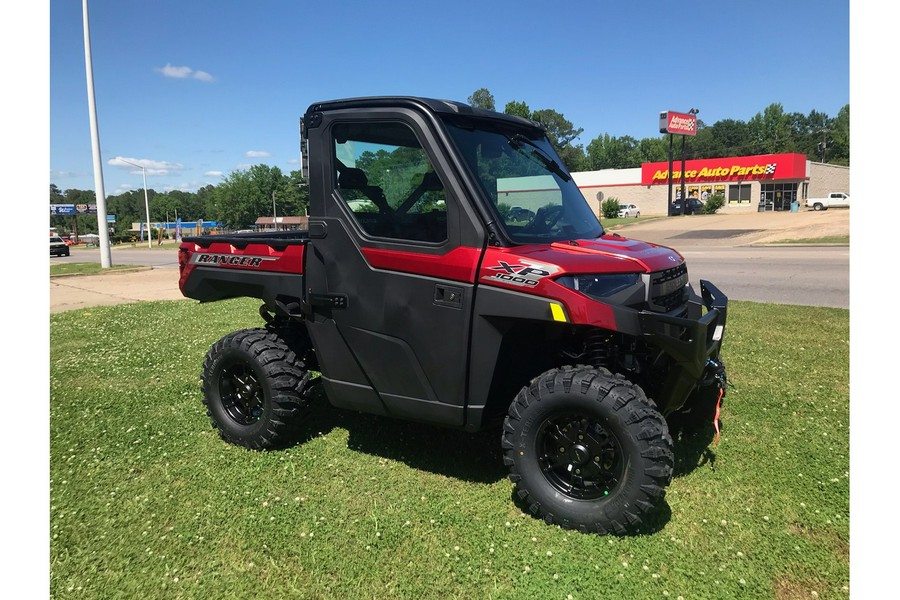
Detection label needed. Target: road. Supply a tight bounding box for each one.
[677,245,849,308]
[57,242,850,309]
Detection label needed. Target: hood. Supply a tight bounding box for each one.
[486,233,684,276]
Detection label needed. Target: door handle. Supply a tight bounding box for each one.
[434,284,463,309]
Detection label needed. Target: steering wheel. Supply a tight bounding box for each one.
[528,205,565,233]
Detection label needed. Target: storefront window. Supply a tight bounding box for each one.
[728,184,751,203]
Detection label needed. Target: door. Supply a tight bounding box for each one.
[303,109,486,427]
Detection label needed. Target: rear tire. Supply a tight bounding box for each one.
[813,202,825,211]
[201,328,313,449]
[502,366,673,535]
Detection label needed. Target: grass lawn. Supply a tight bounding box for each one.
[50,262,143,277]
[49,299,849,599]
[768,236,850,245]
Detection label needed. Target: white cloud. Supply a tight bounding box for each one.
[155,63,215,82]
[246,150,271,158]
[109,156,185,177]
[204,170,224,177]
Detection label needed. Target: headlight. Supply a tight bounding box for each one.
[556,273,642,301]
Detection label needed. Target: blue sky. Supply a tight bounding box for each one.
[47,0,851,195]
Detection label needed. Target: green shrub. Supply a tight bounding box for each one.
[703,193,725,214]
[601,197,620,219]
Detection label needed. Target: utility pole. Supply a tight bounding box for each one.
[82,0,112,267]
[272,190,277,231]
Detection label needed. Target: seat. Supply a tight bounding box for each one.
[337,168,391,214]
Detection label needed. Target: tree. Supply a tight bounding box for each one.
[212,164,301,229]
[829,104,850,165]
[747,103,795,154]
[503,100,531,120]
[586,134,642,169]
[529,109,586,172]
[467,88,496,111]
[691,119,751,158]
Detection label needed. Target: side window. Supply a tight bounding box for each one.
[333,121,447,243]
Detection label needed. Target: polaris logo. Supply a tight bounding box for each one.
[190,253,279,267]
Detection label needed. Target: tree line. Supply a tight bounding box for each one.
[467,87,849,172]
[50,89,848,236]
[50,164,309,238]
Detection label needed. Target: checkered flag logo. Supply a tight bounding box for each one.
[764,163,776,175]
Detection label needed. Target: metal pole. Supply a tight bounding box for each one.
[680,136,687,216]
[272,191,277,231]
[119,159,152,249]
[667,134,674,216]
[141,167,151,249]
[82,0,112,267]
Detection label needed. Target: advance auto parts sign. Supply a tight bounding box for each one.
[659,111,697,136]
[641,153,808,186]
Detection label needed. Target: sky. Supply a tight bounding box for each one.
[46,0,853,196]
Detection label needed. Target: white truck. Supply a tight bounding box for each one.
[806,192,850,211]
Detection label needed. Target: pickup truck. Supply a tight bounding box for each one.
[806,192,850,211]
[178,96,728,535]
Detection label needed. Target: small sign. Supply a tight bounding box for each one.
[107,214,116,223]
[659,111,697,136]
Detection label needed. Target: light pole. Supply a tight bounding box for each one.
[118,158,152,249]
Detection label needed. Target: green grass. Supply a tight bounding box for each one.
[50,262,142,276]
[602,216,665,229]
[768,235,850,245]
[50,299,849,599]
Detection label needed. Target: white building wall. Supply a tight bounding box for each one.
[806,162,850,199]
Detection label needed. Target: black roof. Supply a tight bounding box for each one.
[304,96,542,131]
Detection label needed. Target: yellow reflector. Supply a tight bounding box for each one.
[549,303,567,322]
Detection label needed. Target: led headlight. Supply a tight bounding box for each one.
[556,273,643,302]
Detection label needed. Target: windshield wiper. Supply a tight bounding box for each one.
[508,134,571,182]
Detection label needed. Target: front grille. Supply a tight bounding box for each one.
[648,263,688,312]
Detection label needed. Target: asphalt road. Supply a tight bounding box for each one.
[55,240,849,309]
[678,245,849,308]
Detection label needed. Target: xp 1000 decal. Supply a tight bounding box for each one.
[482,259,559,288]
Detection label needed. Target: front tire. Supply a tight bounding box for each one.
[502,366,673,535]
[201,328,313,449]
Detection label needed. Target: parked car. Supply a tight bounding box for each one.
[50,236,70,257]
[806,192,850,211]
[60,236,75,246]
[672,198,704,215]
[617,203,640,218]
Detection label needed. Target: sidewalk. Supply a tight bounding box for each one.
[49,267,185,314]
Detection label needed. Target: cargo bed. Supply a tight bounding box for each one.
[178,231,308,307]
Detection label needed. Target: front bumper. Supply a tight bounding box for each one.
[634,279,728,414]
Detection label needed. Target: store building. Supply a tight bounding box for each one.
[572,153,850,216]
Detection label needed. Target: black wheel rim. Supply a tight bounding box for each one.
[218,360,265,426]
[536,412,624,500]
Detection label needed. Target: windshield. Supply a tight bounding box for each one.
[442,117,603,244]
